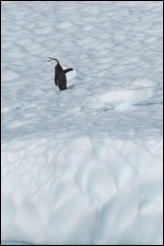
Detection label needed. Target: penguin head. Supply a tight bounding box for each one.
[48,57,59,66]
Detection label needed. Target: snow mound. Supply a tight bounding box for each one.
[1,137,163,245]
[89,84,155,111]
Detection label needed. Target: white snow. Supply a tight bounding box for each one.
[1,1,163,245]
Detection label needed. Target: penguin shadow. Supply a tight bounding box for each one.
[67,84,76,90]
[55,84,75,95]
[67,75,83,90]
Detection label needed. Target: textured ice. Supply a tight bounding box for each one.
[1,1,163,245]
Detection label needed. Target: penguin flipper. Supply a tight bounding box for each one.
[64,68,73,73]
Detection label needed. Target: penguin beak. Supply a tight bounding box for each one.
[48,57,57,62]
[48,57,53,62]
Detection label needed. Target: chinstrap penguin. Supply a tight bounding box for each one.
[48,57,73,91]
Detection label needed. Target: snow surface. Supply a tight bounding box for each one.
[1,1,163,245]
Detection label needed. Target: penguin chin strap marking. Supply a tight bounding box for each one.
[48,57,59,64]
[48,57,54,61]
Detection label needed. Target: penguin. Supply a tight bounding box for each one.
[48,57,73,91]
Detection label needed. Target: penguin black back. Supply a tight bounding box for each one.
[48,57,73,91]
